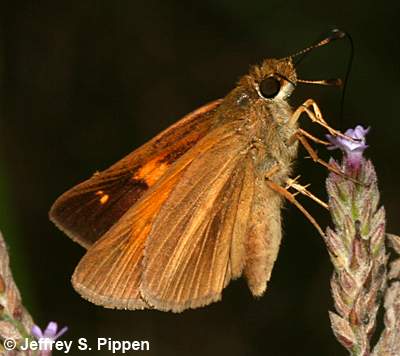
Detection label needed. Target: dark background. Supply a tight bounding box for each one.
[1,1,399,355]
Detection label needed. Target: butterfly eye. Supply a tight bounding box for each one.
[259,77,281,99]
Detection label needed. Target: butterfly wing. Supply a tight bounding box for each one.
[71,119,261,310]
[50,100,222,248]
[141,139,256,311]
[70,159,187,309]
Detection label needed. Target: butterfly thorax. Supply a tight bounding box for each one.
[213,57,299,186]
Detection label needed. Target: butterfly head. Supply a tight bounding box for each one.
[230,57,298,129]
[252,58,297,101]
[234,29,347,112]
[235,58,297,107]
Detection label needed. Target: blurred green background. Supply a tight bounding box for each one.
[1,1,400,355]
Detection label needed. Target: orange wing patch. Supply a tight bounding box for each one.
[95,190,110,205]
[132,158,170,186]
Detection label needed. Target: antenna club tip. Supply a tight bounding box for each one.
[333,78,343,87]
[324,78,343,87]
[297,78,343,87]
[331,28,347,39]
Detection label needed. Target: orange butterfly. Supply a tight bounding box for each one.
[50,30,347,312]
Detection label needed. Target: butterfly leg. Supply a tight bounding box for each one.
[296,132,342,174]
[289,99,357,142]
[294,131,362,185]
[265,177,325,238]
[289,128,330,146]
[285,176,328,210]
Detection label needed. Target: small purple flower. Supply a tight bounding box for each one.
[31,321,68,341]
[327,125,370,171]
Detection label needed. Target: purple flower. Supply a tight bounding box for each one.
[327,125,370,171]
[31,321,68,341]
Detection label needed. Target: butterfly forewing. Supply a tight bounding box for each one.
[50,100,222,248]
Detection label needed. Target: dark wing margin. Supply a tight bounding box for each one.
[49,100,222,248]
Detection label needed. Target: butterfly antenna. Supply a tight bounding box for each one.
[290,29,347,66]
[296,78,342,86]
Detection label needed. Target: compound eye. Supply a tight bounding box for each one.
[259,77,281,99]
